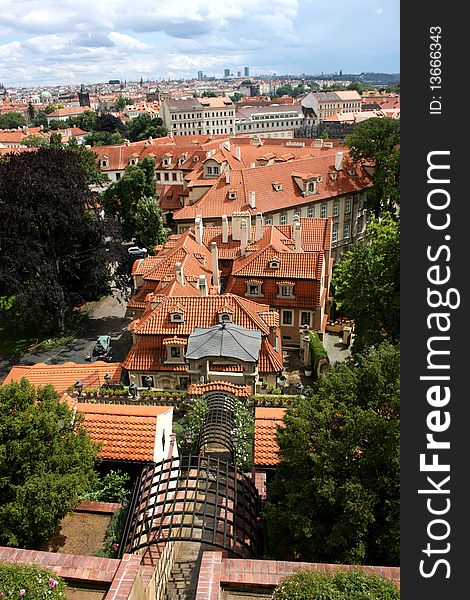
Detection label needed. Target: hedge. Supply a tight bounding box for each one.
[0,563,67,598]
[272,570,399,599]
[308,331,329,377]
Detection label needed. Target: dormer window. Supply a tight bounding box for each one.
[269,260,280,269]
[306,181,315,193]
[193,156,200,163]
[347,168,356,176]
[101,156,109,168]
[272,182,283,192]
[228,189,237,200]
[170,312,184,323]
[218,312,233,324]
[129,156,138,166]
[329,172,337,180]
[162,155,172,167]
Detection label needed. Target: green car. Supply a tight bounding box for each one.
[93,335,111,358]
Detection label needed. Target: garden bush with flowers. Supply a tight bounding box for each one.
[271,570,400,599]
[0,563,67,598]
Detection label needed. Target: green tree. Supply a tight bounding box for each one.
[93,113,126,135]
[0,147,114,336]
[23,134,48,148]
[127,114,167,142]
[0,379,99,548]
[0,111,26,129]
[44,104,59,114]
[66,109,97,131]
[113,95,133,111]
[265,342,400,566]
[333,215,399,353]
[346,117,400,216]
[133,196,168,250]
[84,130,125,146]
[32,109,48,129]
[102,156,157,239]
[27,102,36,122]
[49,131,62,147]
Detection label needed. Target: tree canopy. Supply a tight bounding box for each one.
[333,215,400,353]
[0,111,26,129]
[0,379,99,548]
[133,196,168,250]
[102,156,164,242]
[346,117,400,216]
[126,114,167,142]
[265,342,400,566]
[0,147,115,336]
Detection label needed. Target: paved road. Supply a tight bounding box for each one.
[0,288,133,382]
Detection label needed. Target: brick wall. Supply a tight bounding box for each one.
[195,551,400,598]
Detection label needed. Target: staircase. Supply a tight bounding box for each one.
[163,541,208,600]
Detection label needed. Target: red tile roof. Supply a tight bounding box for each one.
[173,151,371,221]
[3,362,122,394]
[187,382,252,397]
[253,407,286,466]
[76,402,171,462]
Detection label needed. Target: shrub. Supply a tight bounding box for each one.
[94,507,127,558]
[0,563,67,598]
[272,570,399,600]
[81,470,131,505]
[308,331,329,377]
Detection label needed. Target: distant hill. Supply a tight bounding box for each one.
[306,72,400,88]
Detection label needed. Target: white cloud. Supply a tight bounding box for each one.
[0,0,398,86]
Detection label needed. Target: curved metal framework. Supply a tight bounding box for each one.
[122,454,261,558]
[196,391,237,456]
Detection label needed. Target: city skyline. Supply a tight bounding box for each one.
[0,0,399,88]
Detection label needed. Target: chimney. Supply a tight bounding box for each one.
[198,274,208,296]
[240,219,248,256]
[235,146,241,161]
[255,212,264,241]
[231,211,251,241]
[195,215,203,245]
[249,191,256,209]
[211,242,220,291]
[175,262,185,285]
[222,214,229,243]
[124,139,131,146]
[335,151,343,171]
[293,217,302,252]
[225,165,230,184]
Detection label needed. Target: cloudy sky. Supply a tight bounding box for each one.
[0,0,399,87]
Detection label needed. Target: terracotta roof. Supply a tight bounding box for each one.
[131,294,272,336]
[3,362,122,394]
[254,407,286,466]
[76,402,171,462]
[187,382,252,397]
[173,152,371,221]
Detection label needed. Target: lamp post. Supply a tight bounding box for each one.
[74,380,83,398]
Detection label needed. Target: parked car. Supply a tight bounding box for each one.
[128,246,148,258]
[93,335,112,358]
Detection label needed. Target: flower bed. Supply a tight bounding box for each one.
[0,563,66,598]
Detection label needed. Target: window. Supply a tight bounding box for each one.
[343,223,350,239]
[115,172,121,180]
[269,260,280,269]
[345,197,351,213]
[170,312,184,323]
[164,172,170,181]
[282,310,293,325]
[332,225,338,243]
[333,201,339,217]
[294,210,301,218]
[218,312,233,323]
[280,285,294,297]
[300,311,311,326]
[247,283,261,296]
[320,204,327,218]
[206,166,213,175]
[280,214,287,225]
[307,181,315,193]
[308,206,315,218]
[170,346,182,358]
[213,166,220,175]
[265,218,273,225]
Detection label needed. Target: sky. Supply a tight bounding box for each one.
[0,0,399,88]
